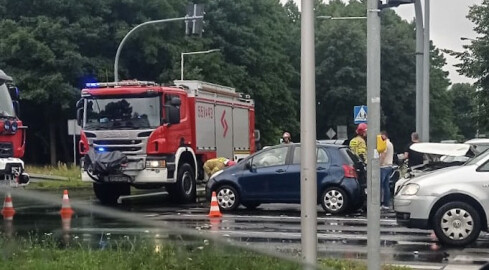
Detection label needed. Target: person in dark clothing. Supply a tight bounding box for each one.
[404,132,424,167]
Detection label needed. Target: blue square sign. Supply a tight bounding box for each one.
[353,105,368,124]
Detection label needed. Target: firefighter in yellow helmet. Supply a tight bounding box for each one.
[349,123,368,163]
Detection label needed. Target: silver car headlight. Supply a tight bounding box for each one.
[401,183,420,196]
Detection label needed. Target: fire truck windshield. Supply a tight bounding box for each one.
[84,96,161,130]
[0,83,15,118]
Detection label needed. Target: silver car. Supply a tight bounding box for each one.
[394,150,489,246]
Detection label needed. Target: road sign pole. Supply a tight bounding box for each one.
[73,132,76,166]
[367,0,381,269]
[300,0,317,268]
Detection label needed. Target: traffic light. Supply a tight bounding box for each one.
[186,3,204,36]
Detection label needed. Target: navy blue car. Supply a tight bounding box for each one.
[206,143,366,214]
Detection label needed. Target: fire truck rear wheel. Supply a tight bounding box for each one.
[169,163,196,203]
[93,182,130,205]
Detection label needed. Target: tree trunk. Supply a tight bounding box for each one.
[58,124,70,165]
[49,121,57,165]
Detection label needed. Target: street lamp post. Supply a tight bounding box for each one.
[180,49,221,80]
[113,15,203,82]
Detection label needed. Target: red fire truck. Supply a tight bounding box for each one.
[77,80,256,204]
[0,69,29,186]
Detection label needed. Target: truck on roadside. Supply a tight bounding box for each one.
[77,80,257,204]
[0,69,29,186]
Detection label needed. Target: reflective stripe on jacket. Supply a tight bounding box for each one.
[349,136,367,162]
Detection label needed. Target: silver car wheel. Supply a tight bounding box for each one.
[440,208,474,240]
[217,188,236,209]
[324,189,344,212]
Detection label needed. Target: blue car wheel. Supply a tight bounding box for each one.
[321,187,349,214]
[216,185,240,211]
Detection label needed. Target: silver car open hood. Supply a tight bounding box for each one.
[410,143,471,157]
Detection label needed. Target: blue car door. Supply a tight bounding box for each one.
[289,146,331,202]
[238,146,290,201]
[316,147,332,187]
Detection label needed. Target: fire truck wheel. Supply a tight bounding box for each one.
[170,163,196,203]
[93,182,130,205]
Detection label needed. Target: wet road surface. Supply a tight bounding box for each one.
[2,189,489,270]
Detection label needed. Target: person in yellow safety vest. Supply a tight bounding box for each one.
[349,123,368,163]
[203,157,237,179]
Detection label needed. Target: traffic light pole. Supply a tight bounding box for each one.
[113,15,203,82]
[366,0,381,269]
[415,0,424,139]
[300,0,317,268]
[422,0,430,142]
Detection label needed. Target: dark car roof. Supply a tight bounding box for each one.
[282,143,347,149]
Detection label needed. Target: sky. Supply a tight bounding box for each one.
[280,0,481,85]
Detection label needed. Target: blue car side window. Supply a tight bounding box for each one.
[317,148,329,163]
[252,147,288,168]
[292,146,329,164]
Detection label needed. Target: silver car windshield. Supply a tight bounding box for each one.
[0,83,15,117]
[84,96,161,130]
[465,149,489,166]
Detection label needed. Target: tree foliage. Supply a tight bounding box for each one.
[0,0,466,164]
[447,0,489,135]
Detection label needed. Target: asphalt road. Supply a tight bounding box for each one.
[2,189,489,270]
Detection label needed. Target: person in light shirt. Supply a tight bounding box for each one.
[380,131,394,210]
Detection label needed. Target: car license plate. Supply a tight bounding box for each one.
[107,175,130,182]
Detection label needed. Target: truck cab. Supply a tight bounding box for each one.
[78,80,256,204]
[0,69,29,186]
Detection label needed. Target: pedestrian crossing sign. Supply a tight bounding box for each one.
[353,105,368,124]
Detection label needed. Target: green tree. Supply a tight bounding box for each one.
[449,83,478,140]
[314,1,456,148]
[447,0,489,133]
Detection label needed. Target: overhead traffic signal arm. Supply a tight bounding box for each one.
[379,0,414,9]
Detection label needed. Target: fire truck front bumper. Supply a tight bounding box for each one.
[0,158,24,176]
[0,158,29,186]
[81,157,176,184]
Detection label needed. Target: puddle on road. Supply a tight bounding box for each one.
[2,189,489,267]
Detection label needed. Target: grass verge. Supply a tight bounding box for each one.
[25,163,90,190]
[26,179,91,190]
[0,236,411,270]
[25,162,81,180]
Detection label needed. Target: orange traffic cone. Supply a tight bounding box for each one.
[60,190,74,219]
[61,214,72,247]
[208,191,222,218]
[3,219,14,238]
[1,193,15,220]
[210,217,221,232]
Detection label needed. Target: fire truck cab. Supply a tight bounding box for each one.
[78,80,256,204]
[0,69,29,187]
